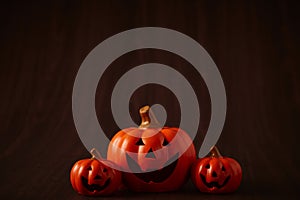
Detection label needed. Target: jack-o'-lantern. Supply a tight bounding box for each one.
[191,146,242,193]
[70,150,122,196]
[107,105,196,192]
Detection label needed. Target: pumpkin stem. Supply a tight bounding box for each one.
[210,146,223,158]
[90,148,103,161]
[139,105,161,128]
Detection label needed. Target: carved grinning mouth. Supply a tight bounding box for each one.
[200,174,230,189]
[126,152,179,183]
[81,177,111,192]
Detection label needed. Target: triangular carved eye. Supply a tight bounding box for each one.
[162,138,169,146]
[135,138,145,145]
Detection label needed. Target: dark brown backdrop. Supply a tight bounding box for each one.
[0,0,299,199]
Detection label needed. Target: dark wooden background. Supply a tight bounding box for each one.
[1,0,299,199]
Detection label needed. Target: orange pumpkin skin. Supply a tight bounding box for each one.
[107,127,196,192]
[191,147,242,193]
[70,158,122,196]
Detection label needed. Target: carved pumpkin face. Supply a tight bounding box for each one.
[70,158,122,196]
[107,106,196,192]
[191,146,242,193]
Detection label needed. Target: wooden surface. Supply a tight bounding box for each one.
[0,0,299,199]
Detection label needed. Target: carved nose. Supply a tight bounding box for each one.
[212,171,218,178]
[145,148,156,158]
[94,175,102,180]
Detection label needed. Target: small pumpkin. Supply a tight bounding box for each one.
[70,149,122,196]
[107,105,196,192]
[191,146,242,193]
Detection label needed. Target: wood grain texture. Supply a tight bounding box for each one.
[0,0,299,199]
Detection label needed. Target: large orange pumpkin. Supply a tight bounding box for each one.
[107,105,196,192]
